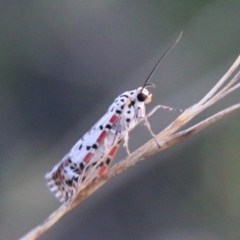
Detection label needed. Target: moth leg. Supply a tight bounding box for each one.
[104,137,110,151]
[111,115,121,146]
[147,105,183,118]
[123,133,130,156]
[135,104,160,148]
[141,116,161,148]
[142,105,183,148]
[121,115,131,156]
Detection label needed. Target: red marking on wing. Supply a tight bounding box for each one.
[57,168,64,183]
[109,114,118,123]
[96,130,107,143]
[82,114,119,171]
[109,145,118,157]
[99,165,107,176]
[83,152,93,163]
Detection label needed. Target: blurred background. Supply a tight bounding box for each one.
[1,0,240,239]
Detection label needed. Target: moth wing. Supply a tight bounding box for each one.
[45,110,120,202]
[82,141,122,185]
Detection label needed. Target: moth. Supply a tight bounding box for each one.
[45,35,182,203]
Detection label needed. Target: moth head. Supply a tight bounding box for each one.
[136,84,154,104]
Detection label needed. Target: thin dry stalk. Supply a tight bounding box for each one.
[20,56,240,240]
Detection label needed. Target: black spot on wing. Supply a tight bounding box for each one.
[86,146,91,150]
[66,179,73,186]
[73,176,78,182]
[92,144,98,149]
[106,158,111,165]
[116,110,122,114]
[74,168,80,173]
[79,162,85,170]
[105,124,112,129]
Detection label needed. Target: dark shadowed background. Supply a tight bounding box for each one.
[1,1,240,240]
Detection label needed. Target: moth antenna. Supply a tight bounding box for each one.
[141,31,183,92]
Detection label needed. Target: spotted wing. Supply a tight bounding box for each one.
[45,92,133,202]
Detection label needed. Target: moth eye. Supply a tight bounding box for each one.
[137,92,147,102]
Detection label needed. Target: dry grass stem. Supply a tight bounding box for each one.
[20,56,240,240]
